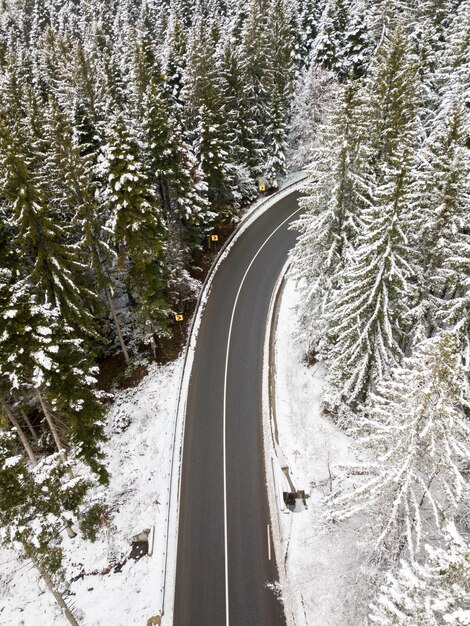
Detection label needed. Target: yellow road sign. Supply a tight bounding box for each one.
[175,314,184,322]
[259,183,266,192]
[211,234,219,242]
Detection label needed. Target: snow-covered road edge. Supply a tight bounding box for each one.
[266,273,369,626]
[161,173,310,624]
[262,259,295,626]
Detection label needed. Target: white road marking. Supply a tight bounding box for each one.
[223,205,302,625]
[267,524,272,561]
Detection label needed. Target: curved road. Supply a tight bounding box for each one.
[174,190,302,626]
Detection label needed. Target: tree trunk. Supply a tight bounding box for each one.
[26,547,80,626]
[34,390,77,538]
[88,236,130,366]
[149,335,157,360]
[1,398,76,538]
[35,389,67,461]
[0,397,38,465]
[20,408,39,443]
[104,284,130,365]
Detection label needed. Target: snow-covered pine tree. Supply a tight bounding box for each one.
[326,332,470,559]
[409,100,470,347]
[182,7,237,209]
[0,112,97,337]
[369,523,470,625]
[0,276,108,481]
[97,110,169,345]
[320,22,422,408]
[289,79,363,354]
[162,3,188,109]
[286,63,338,171]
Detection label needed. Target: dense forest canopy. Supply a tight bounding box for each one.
[289,1,470,622]
[0,0,469,624]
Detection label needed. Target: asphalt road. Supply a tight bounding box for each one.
[174,190,302,626]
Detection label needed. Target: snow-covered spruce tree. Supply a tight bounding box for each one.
[368,0,416,38]
[142,78,210,233]
[310,0,372,80]
[441,0,470,108]
[310,0,350,78]
[33,25,74,103]
[342,0,372,78]
[182,9,238,210]
[0,307,38,467]
[216,29,258,203]
[132,29,209,207]
[41,95,130,363]
[69,42,107,161]
[326,332,470,560]
[286,64,338,171]
[0,41,30,112]
[0,112,97,338]
[264,0,297,179]
[430,2,470,358]
[162,3,188,109]
[369,524,470,625]
[0,276,108,482]
[129,32,211,323]
[295,0,327,66]
[417,0,463,35]
[289,79,364,354]
[238,0,275,182]
[321,23,423,409]
[97,110,169,346]
[409,100,470,347]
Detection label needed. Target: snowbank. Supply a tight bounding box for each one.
[269,275,371,626]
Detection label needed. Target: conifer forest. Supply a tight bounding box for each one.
[0,0,469,624]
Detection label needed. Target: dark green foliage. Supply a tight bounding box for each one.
[0,279,108,481]
[78,503,110,542]
[0,431,90,576]
[0,115,98,337]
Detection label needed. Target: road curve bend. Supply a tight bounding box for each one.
[174,190,302,626]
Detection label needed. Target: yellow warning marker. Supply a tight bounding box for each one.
[259,183,266,192]
[211,234,219,242]
[175,314,184,322]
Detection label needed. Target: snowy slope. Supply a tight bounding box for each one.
[271,276,373,626]
[0,358,182,626]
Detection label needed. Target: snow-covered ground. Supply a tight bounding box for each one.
[271,276,371,626]
[0,357,182,626]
